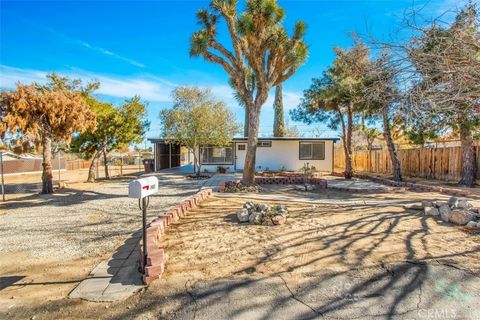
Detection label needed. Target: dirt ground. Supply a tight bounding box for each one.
[2,186,479,319]
[161,189,480,280]
[0,171,206,319]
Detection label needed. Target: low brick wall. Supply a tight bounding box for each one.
[139,188,213,284]
[218,177,328,192]
[334,172,477,198]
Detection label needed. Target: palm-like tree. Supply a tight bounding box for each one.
[190,0,308,184]
[273,84,286,137]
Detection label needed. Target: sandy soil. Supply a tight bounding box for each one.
[161,191,480,282]
[1,187,479,319]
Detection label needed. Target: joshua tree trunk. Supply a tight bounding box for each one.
[102,147,109,179]
[382,107,402,182]
[87,151,101,182]
[273,84,286,137]
[458,126,476,187]
[41,131,54,194]
[242,104,260,185]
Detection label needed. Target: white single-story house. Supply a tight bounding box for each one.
[148,137,339,173]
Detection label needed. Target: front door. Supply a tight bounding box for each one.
[235,143,247,171]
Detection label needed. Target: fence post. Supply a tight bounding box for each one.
[57,152,61,186]
[120,153,123,176]
[0,152,5,202]
[139,151,141,172]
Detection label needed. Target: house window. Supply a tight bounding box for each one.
[257,141,272,147]
[299,142,325,160]
[200,145,233,164]
[237,144,246,151]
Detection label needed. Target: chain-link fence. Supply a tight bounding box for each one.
[0,150,149,201]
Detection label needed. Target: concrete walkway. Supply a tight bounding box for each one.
[324,176,394,192]
[69,166,215,302]
[201,173,241,191]
[69,232,144,302]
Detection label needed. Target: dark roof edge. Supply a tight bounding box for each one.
[148,137,340,143]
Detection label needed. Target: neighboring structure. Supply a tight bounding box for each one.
[148,137,339,173]
[0,151,66,175]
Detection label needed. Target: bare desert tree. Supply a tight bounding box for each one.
[190,0,308,184]
[362,53,403,181]
[374,4,480,186]
[406,5,479,186]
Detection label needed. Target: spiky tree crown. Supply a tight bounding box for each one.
[190,0,307,107]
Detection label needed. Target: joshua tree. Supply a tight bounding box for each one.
[273,84,286,137]
[190,0,308,184]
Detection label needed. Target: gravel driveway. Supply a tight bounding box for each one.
[0,170,206,260]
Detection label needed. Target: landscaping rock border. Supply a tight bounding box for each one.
[404,196,480,227]
[219,177,327,192]
[138,188,213,284]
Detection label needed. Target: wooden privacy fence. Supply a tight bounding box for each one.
[334,145,480,182]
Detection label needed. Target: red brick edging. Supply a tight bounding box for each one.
[218,177,328,192]
[333,172,477,198]
[139,188,213,284]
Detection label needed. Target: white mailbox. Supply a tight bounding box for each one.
[128,176,159,199]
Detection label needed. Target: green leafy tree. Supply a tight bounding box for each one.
[291,40,370,179]
[71,96,149,182]
[190,0,308,184]
[0,73,97,193]
[159,87,240,177]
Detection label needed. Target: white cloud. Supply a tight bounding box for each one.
[0,65,172,102]
[79,41,146,68]
[0,65,303,110]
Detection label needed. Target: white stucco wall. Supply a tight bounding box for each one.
[200,140,335,173]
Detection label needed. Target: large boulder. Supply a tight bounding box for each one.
[466,221,478,228]
[271,215,287,225]
[249,211,264,225]
[243,201,256,210]
[424,207,440,216]
[403,203,424,210]
[448,196,458,207]
[452,198,473,210]
[257,204,270,212]
[439,205,451,222]
[422,200,434,208]
[237,208,250,223]
[448,209,476,225]
[432,200,448,208]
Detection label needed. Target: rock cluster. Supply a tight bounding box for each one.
[236,202,288,225]
[224,181,263,193]
[294,184,316,191]
[404,196,480,227]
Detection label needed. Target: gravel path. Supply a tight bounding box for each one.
[0,172,206,259]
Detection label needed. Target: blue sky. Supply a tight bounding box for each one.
[0,0,466,145]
